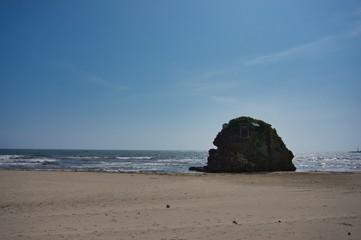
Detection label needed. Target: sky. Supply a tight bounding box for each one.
[1,0,361,152]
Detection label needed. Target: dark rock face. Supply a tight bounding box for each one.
[206,116,296,172]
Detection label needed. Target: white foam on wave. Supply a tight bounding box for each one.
[68,156,102,160]
[116,156,153,160]
[0,155,57,165]
[0,155,26,161]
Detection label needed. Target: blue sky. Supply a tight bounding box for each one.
[1,0,361,152]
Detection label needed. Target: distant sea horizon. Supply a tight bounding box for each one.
[0,149,360,173]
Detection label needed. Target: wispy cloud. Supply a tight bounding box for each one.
[64,63,127,92]
[179,74,243,104]
[209,95,239,104]
[346,23,361,38]
[243,36,337,66]
[355,8,361,18]
[243,23,361,67]
[178,18,361,104]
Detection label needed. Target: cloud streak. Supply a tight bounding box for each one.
[65,63,127,92]
[177,17,361,105]
[243,37,336,66]
[243,23,361,67]
[179,74,243,104]
[209,95,239,104]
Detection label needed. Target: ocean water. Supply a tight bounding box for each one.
[0,149,207,173]
[293,152,361,172]
[0,149,360,173]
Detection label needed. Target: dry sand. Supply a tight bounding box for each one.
[0,170,360,240]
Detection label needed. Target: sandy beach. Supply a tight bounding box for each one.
[0,170,360,240]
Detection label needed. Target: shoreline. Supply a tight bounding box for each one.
[1,149,360,173]
[1,170,360,240]
[1,167,361,175]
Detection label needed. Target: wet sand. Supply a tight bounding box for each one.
[0,170,360,240]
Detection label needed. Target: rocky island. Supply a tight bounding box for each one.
[191,116,296,172]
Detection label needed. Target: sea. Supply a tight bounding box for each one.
[0,149,360,173]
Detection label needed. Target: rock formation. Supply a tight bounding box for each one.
[191,116,296,172]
